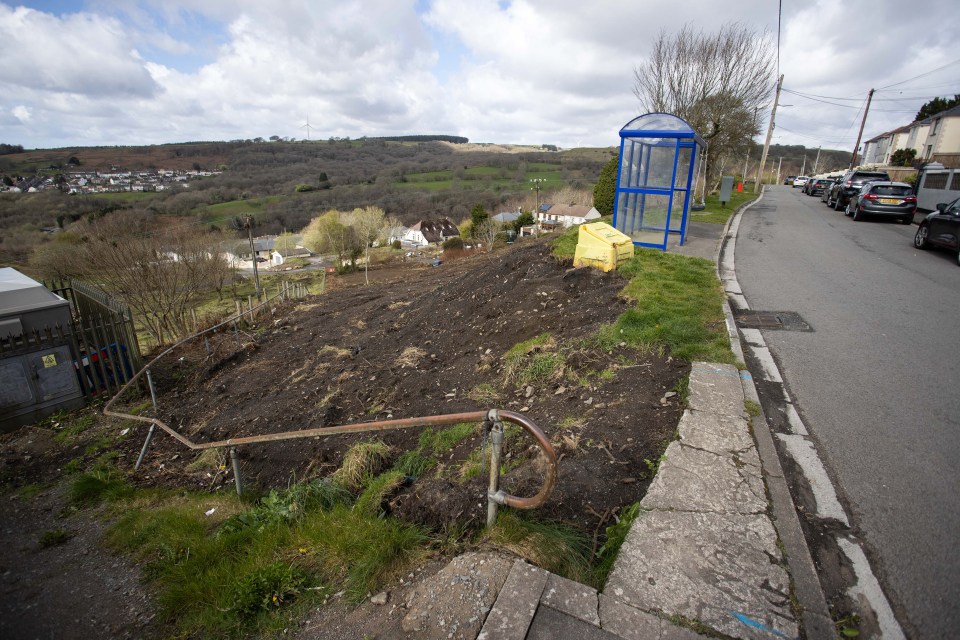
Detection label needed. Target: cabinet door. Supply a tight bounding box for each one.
[29,346,81,401]
[0,359,36,410]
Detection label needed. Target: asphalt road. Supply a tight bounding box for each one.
[733,186,960,639]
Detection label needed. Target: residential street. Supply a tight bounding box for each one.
[733,186,960,639]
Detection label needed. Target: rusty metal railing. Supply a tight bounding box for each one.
[104,286,557,526]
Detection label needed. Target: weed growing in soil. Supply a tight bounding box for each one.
[418,423,477,456]
[392,450,435,478]
[593,503,642,586]
[53,414,96,444]
[70,470,134,506]
[38,527,75,548]
[485,510,592,584]
[354,470,405,516]
[467,383,501,404]
[744,399,762,417]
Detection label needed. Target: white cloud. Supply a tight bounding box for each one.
[12,105,31,122]
[0,0,957,151]
[0,5,158,98]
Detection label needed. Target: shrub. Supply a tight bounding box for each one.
[442,236,464,251]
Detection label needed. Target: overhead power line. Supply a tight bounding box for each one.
[877,57,960,90]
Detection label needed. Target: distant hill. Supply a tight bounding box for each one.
[757,143,852,177]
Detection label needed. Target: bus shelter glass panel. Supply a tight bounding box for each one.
[612,113,705,251]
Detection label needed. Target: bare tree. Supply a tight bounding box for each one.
[474,218,502,253]
[32,213,230,344]
[633,22,774,186]
[343,206,388,285]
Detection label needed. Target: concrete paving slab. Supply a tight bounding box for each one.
[598,594,705,640]
[526,606,622,640]
[604,510,797,640]
[688,363,747,419]
[541,572,600,626]
[478,561,549,640]
[677,409,754,454]
[402,551,515,639]
[641,442,766,514]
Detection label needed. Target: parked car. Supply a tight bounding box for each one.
[806,178,831,196]
[844,182,916,224]
[792,176,809,189]
[821,178,839,204]
[913,198,960,265]
[826,170,891,210]
[784,175,797,185]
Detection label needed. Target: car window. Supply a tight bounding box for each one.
[871,185,912,196]
[948,199,960,214]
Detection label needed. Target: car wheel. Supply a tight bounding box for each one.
[914,223,930,249]
[833,196,844,211]
[852,206,863,221]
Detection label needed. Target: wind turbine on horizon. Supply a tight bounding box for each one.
[301,117,313,141]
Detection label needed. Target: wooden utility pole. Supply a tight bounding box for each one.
[755,74,784,193]
[850,88,875,168]
[244,216,262,301]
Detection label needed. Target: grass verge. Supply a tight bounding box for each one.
[89,475,424,636]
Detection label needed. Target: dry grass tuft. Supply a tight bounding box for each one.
[319,345,352,359]
[332,441,392,492]
[394,347,427,369]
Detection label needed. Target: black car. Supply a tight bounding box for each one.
[844,182,916,224]
[826,170,891,210]
[914,197,960,265]
[806,178,831,196]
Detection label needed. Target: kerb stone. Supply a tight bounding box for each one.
[603,510,797,640]
[641,442,766,514]
[688,362,746,418]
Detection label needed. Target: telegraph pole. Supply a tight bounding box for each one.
[850,88,875,168]
[244,216,262,301]
[755,74,784,193]
[812,146,822,175]
[776,157,783,184]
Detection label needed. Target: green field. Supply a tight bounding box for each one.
[401,164,567,192]
[80,191,160,202]
[195,195,285,224]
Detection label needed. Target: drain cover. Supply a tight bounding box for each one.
[734,310,813,332]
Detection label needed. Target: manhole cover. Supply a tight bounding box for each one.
[734,310,812,332]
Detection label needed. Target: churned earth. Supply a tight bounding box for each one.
[1,236,689,638]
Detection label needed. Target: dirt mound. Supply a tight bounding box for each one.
[126,238,688,536]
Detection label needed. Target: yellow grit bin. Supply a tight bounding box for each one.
[572,222,634,272]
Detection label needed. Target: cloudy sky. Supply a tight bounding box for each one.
[1,0,958,153]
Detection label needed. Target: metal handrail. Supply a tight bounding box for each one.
[103,288,557,525]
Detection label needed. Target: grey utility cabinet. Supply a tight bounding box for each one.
[0,268,84,431]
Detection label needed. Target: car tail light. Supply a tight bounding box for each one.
[904,196,917,203]
[863,193,878,201]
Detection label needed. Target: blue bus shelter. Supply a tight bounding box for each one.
[612,113,706,250]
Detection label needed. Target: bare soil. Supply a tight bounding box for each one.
[134,237,688,535]
[0,236,689,637]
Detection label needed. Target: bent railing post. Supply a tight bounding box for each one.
[230,447,242,496]
[487,409,505,527]
[134,423,155,471]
